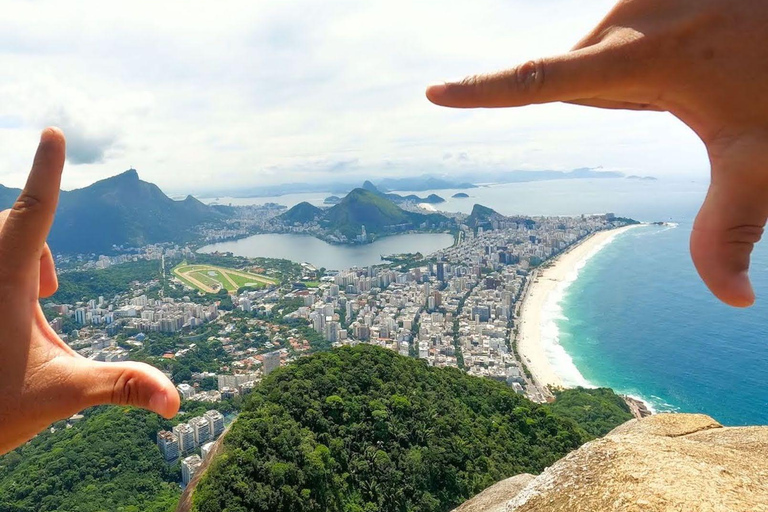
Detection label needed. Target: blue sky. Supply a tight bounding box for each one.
[0,0,709,194]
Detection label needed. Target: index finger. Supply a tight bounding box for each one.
[426,46,633,109]
[0,128,65,276]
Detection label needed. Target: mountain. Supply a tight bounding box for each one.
[322,188,448,239]
[278,202,323,224]
[360,181,445,205]
[466,204,505,231]
[377,175,477,191]
[184,345,632,512]
[0,169,228,254]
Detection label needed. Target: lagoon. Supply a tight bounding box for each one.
[197,233,455,270]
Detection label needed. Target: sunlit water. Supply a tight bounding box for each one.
[205,178,768,425]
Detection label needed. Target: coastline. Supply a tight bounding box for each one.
[516,225,641,391]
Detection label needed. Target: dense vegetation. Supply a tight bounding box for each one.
[279,202,324,223]
[51,259,166,304]
[0,407,179,512]
[321,189,451,239]
[547,387,634,437]
[191,345,624,512]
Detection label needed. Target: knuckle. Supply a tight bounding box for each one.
[12,193,44,214]
[111,369,140,407]
[726,225,764,246]
[513,60,545,96]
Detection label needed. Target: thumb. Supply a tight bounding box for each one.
[690,173,768,308]
[74,360,180,418]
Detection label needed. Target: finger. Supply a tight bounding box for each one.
[566,98,665,112]
[39,244,58,298]
[0,128,65,274]
[690,177,768,307]
[425,47,634,109]
[72,360,180,418]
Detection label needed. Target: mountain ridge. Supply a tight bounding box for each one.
[0,169,227,254]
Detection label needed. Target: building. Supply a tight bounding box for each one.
[181,455,203,486]
[205,410,225,439]
[173,423,196,454]
[263,351,281,376]
[177,383,195,400]
[201,441,216,460]
[156,430,179,461]
[189,416,211,446]
[436,262,445,282]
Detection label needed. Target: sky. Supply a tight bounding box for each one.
[0,0,710,195]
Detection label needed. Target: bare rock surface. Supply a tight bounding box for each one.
[455,414,768,512]
[452,474,535,512]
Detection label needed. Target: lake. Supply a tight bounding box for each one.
[197,233,455,270]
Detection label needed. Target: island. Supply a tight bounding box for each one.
[452,192,470,198]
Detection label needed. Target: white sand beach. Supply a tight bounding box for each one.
[517,225,640,389]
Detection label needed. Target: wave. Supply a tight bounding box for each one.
[538,228,657,414]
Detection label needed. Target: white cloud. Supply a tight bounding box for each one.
[0,0,709,194]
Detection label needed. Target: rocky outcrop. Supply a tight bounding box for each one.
[453,475,535,512]
[455,414,768,512]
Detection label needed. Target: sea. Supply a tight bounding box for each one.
[204,178,768,426]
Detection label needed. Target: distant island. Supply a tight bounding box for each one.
[201,168,630,199]
[452,192,470,198]
[323,195,342,204]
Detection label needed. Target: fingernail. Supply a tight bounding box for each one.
[149,391,168,415]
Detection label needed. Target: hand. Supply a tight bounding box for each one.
[0,128,179,455]
[426,0,768,307]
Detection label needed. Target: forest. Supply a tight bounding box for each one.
[191,345,632,512]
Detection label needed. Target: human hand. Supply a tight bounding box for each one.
[426,0,768,307]
[0,128,179,455]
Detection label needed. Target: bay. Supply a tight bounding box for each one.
[198,232,455,270]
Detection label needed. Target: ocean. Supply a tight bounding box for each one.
[215,178,768,426]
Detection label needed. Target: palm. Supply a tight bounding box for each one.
[0,129,179,455]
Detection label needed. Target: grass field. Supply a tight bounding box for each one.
[172,263,278,294]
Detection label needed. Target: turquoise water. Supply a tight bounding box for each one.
[558,223,768,426]
[219,178,768,426]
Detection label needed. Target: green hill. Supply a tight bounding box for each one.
[189,345,627,512]
[0,169,228,254]
[322,188,448,239]
[278,202,324,224]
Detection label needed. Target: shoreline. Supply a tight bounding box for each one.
[516,225,641,392]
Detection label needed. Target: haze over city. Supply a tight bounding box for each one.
[0,0,708,195]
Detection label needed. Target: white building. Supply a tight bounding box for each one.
[173,423,196,454]
[204,410,225,439]
[263,351,281,376]
[177,383,195,400]
[189,416,211,446]
[201,441,216,460]
[181,455,203,486]
[156,430,179,461]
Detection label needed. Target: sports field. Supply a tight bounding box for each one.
[172,263,278,294]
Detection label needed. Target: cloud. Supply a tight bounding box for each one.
[0,0,709,194]
[47,111,117,165]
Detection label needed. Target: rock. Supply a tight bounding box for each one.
[455,414,768,512]
[453,474,535,512]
